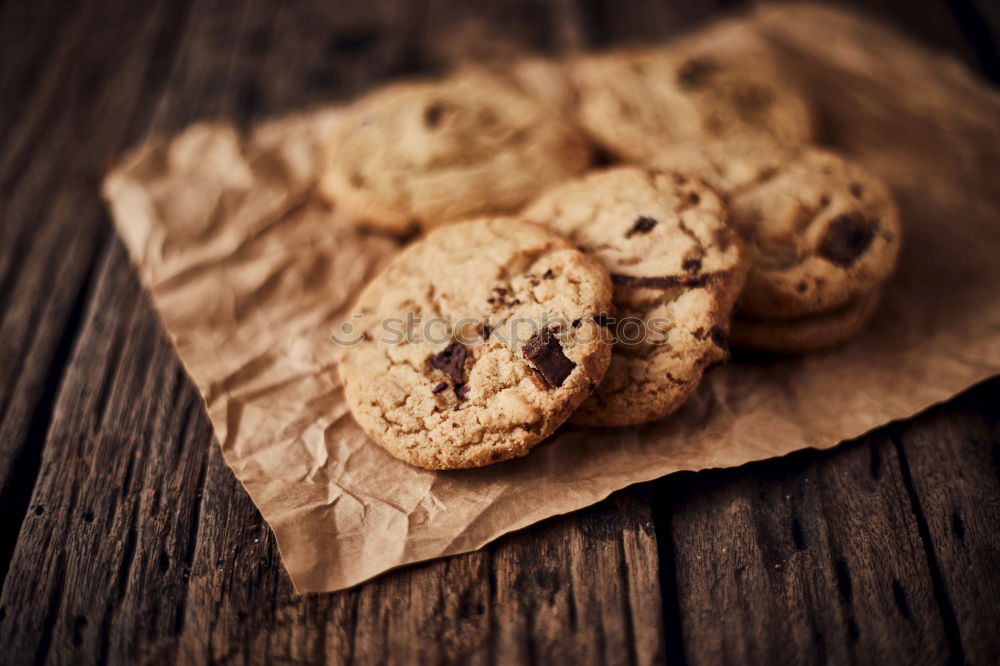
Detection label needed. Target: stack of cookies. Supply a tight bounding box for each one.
[322,39,901,469]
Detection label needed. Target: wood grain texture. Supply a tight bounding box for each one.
[0,0,191,585]
[0,0,997,663]
[0,239,213,664]
[895,379,1000,664]
[655,428,952,665]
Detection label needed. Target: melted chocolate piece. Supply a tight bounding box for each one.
[428,342,467,398]
[627,216,658,237]
[424,102,446,127]
[610,273,716,289]
[818,213,875,267]
[480,323,492,341]
[682,258,702,273]
[677,57,720,90]
[432,382,448,394]
[523,328,575,388]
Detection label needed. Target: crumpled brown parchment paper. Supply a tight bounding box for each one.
[103,4,1000,593]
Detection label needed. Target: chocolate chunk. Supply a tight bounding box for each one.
[682,258,702,273]
[428,342,467,394]
[523,328,575,388]
[849,183,864,198]
[543,269,554,279]
[493,287,507,296]
[677,57,720,90]
[432,381,448,394]
[424,102,446,127]
[455,383,468,401]
[818,213,875,267]
[480,323,492,341]
[610,273,717,289]
[508,299,521,307]
[627,216,658,237]
[687,192,700,206]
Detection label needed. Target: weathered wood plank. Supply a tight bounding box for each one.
[177,476,662,665]
[655,428,953,665]
[895,379,1000,664]
[0,0,192,585]
[0,239,213,664]
[0,0,265,660]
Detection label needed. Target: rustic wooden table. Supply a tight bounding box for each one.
[1,0,998,663]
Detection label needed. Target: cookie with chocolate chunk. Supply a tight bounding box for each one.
[654,139,901,323]
[319,70,591,233]
[524,167,747,426]
[339,218,613,469]
[568,45,813,162]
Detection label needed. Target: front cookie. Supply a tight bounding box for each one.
[524,167,746,426]
[339,219,613,469]
[319,70,592,233]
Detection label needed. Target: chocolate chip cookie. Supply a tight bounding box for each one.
[524,167,747,426]
[318,70,592,233]
[339,218,613,469]
[568,46,813,162]
[654,139,901,322]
